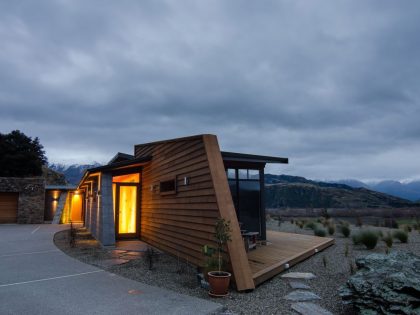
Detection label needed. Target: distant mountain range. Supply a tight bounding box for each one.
[329,179,420,202]
[265,174,419,209]
[49,163,101,185]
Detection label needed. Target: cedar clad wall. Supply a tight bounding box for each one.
[136,136,219,266]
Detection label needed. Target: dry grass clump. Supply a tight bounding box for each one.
[382,232,393,248]
[352,230,378,249]
[314,226,327,237]
[339,224,351,238]
[327,223,336,235]
[393,230,408,243]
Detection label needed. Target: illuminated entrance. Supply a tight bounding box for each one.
[113,173,140,238]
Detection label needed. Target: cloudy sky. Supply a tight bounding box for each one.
[1,1,419,182]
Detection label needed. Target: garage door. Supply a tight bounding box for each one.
[0,192,18,223]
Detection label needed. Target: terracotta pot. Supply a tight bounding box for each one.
[207,271,231,297]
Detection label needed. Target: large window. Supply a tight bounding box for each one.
[226,168,262,235]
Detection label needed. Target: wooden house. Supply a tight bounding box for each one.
[77,134,333,291]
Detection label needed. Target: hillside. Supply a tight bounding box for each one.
[331,179,420,201]
[265,174,418,209]
[49,163,101,185]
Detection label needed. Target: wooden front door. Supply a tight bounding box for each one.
[0,192,18,223]
[71,192,84,223]
[115,183,139,238]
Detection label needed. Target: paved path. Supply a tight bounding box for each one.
[0,224,222,315]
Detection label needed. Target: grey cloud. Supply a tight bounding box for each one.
[1,1,420,181]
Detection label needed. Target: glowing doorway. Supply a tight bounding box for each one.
[113,172,140,238]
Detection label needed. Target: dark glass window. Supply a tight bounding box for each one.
[248,169,260,180]
[160,179,176,194]
[226,167,262,235]
[227,168,236,179]
[238,180,261,234]
[238,169,248,179]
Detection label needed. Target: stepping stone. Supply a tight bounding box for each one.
[289,281,311,290]
[284,291,321,301]
[124,251,144,257]
[291,302,333,315]
[109,250,127,258]
[96,258,129,267]
[281,272,316,280]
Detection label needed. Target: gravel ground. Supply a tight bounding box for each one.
[54,219,420,315]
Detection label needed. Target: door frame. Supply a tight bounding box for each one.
[113,168,142,240]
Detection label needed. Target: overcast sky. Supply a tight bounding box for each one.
[1,1,419,182]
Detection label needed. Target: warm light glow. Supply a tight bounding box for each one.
[113,173,140,183]
[118,186,136,233]
[112,183,116,220]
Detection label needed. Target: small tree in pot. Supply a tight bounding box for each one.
[204,218,232,297]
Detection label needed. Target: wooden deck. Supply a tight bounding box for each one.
[248,230,334,286]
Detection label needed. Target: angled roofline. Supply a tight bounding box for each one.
[221,151,288,164]
[77,156,152,189]
[134,134,212,149]
[108,152,134,165]
[87,156,152,173]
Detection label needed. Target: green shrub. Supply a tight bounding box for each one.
[403,225,412,233]
[328,224,335,235]
[297,221,304,229]
[305,221,317,230]
[322,256,327,268]
[353,230,378,249]
[352,234,361,245]
[376,230,383,238]
[382,232,393,248]
[361,231,378,249]
[340,225,351,238]
[314,227,327,237]
[393,230,408,243]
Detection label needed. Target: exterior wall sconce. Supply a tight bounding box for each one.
[314,248,318,253]
[184,177,190,185]
[284,263,290,269]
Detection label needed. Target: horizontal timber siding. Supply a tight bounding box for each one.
[136,134,255,291]
[138,136,220,269]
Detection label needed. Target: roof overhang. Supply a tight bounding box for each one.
[45,185,77,190]
[77,156,152,189]
[221,151,288,164]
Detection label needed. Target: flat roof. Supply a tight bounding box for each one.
[45,185,77,190]
[87,156,152,173]
[221,151,288,164]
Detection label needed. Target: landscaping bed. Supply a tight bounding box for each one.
[54,219,420,315]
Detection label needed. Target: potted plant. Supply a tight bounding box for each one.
[204,218,232,297]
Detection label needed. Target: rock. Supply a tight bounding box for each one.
[291,302,333,315]
[289,281,311,290]
[284,290,321,301]
[340,251,420,315]
[281,272,316,280]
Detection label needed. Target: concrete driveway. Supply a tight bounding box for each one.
[0,224,222,315]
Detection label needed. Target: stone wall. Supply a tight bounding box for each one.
[0,177,45,223]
